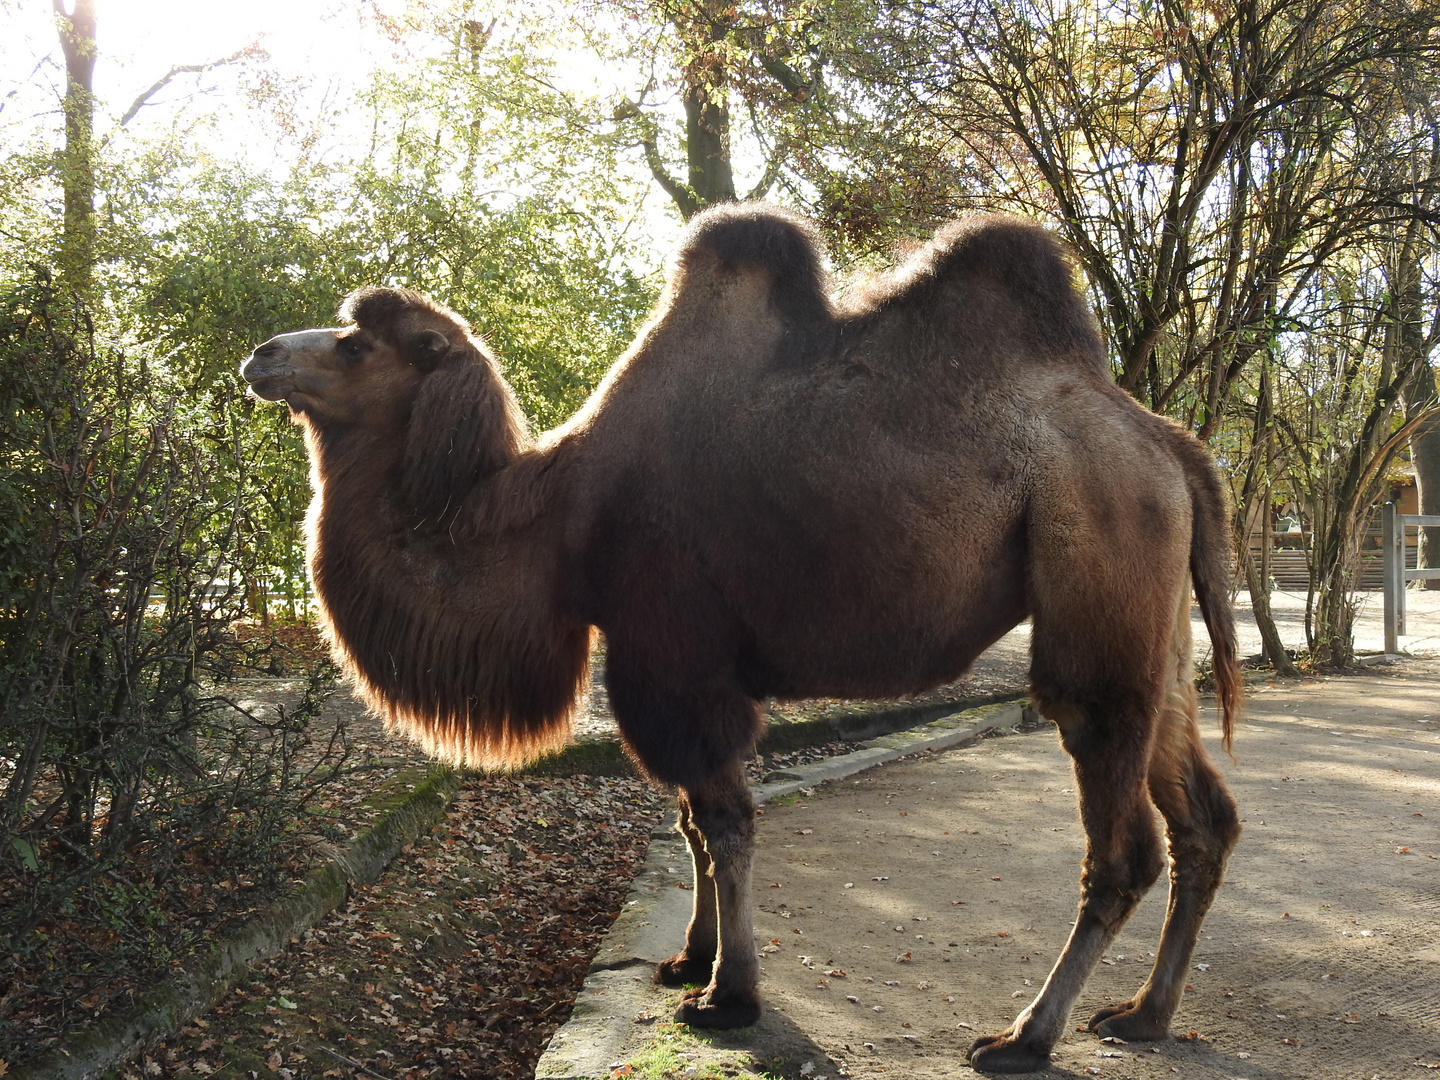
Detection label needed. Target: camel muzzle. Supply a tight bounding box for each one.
[241,339,299,401]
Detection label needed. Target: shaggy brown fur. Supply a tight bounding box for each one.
[241,202,1242,1070]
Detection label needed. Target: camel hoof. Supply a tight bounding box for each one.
[1089,1001,1170,1041]
[653,953,713,987]
[673,986,762,1029]
[965,1032,1053,1073]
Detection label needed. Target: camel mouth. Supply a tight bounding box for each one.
[243,376,292,403]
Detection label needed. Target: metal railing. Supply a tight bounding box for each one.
[1382,501,1440,653]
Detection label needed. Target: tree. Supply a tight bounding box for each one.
[1406,358,1440,586]
[1233,354,1302,675]
[52,0,97,298]
[1394,107,1440,587]
[1266,242,1437,666]
[829,0,1439,415]
[327,6,662,425]
[603,0,825,219]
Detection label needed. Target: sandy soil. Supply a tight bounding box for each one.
[675,660,1440,1080]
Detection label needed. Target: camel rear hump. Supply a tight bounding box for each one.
[845,215,1109,374]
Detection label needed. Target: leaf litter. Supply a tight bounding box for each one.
[121,773,663,1080]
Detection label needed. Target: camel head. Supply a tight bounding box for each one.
[240,287,475,430]
[241,287,529,520]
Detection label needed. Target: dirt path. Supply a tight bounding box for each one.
[643,662,1440,1080]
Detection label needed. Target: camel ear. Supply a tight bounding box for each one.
[411,329,452,372]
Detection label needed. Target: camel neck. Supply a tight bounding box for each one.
[300,423,588,768]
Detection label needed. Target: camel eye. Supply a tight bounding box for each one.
[338,335,367,364]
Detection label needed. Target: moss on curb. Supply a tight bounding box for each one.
[11,765,465,1080]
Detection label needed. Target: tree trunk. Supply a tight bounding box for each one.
[1312,526,1360,669]
[1236,355,1300,674]
[683,81,737,208]
[1242,539,1300,676]
[54,0,98,299]
[628,1,818,220]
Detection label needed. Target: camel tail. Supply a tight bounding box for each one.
[1179,438,1243,753]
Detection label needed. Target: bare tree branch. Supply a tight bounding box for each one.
[616,97,702,219]
[119,48,255,127]
[743,146,787,202]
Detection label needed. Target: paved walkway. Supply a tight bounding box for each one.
[962,587,1440,685]
[1227,587,1440,659]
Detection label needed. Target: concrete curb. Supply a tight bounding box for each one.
[534,698,1029,1079]
[11,765,465,1080]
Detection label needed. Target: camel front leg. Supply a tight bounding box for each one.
[672,762,762,1029]
[654,793,719,987]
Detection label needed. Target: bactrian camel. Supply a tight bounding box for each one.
[241,202,1242,1073]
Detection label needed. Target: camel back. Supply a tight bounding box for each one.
[640,204,1241,748]
[665,203,1109,378]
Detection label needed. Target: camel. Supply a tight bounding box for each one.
[240,202,1242,1073]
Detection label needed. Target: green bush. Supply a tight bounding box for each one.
[0,279,347,1057]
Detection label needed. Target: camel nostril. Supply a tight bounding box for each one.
[251,340,285,361]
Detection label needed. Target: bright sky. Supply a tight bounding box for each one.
[98,0,357,78]
[0,1,685,254]
[5,0,643,130]
[2,0,374,156]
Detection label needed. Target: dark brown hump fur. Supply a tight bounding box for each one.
[671,202,833,325]
[846,216,1107,370]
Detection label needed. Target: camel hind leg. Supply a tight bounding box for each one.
[1089,594,1240,1039]
[968,533,1182,1071]
[968,684,1167,1071]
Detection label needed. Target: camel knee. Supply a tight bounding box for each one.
[1166,800,1240,894]
[1151,755,1241,871]
[1197,769,1242,857]
[1084,840,1165,899]
[683,767,756,867]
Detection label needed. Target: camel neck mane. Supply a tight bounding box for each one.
[299,411,589,771]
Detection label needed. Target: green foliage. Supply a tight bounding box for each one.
[0,5,669,1060]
